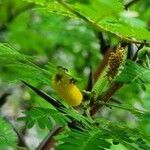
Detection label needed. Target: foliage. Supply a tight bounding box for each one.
[18,107,71,129]
[24,0,150,43]
[0,0,150,150]
[116,60,150,85]
[0,43,51,85]
[56,128,112,150]
[56,120,150,150]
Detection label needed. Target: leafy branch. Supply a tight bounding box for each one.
[57,0,150,44]
[23,0,150,44]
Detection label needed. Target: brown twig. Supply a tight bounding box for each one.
[94,48,113,81]
[93,31,112,81]
[36,126,62,150]
[90,82,123,116]
[4,117,28,149]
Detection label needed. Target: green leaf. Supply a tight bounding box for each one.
[99,16,150,42]
[56,121,150,150]
[25,0,150,43]
[139,112,150,137]
[116,60,150,85]
[106,123,150,150]
[92,67,109,98]
[0,43,52,85]
[4,62,50,85]
[0,117,17,147]
[18,107,71,129]
[135,138,150,150]
[56,128,112,150]
[0,43,28,65]
[63,108,93,128]
[70,0,124,20]
[26,0,76,18]
[98,102,145,118]
[107,124,133,143]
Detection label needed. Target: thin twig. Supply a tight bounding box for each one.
[94,48,113,81]
[93,32,111,81]
[90,82,123,116]
[4,117,28,149]
[36,126,62,150]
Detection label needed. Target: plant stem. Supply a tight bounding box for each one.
[94,48,113,81]
[36,126,62,150]
[97,101,145,113]
[90,82,123,116]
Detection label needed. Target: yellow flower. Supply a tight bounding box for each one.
[52,67,83,106]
